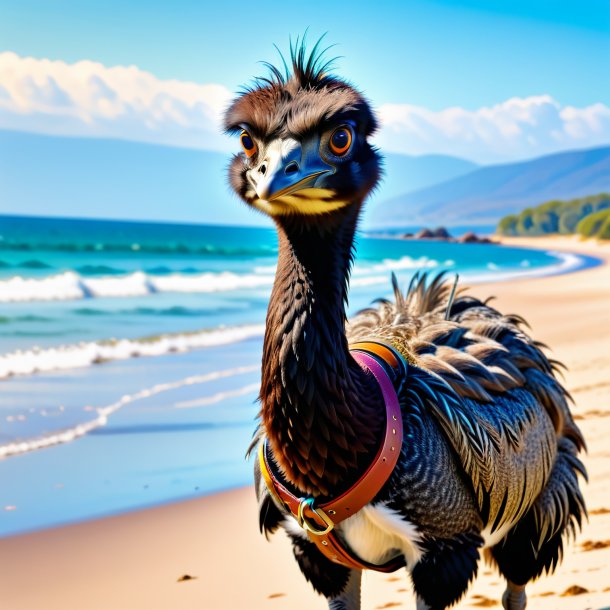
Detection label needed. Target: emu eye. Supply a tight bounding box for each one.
[329,126,352,156]
[240,130,257,157]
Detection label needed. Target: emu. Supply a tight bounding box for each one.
[223,40,586,610]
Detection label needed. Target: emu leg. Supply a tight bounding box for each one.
[502,582,526,610]
[410,533,482,609]
[327,570,362,610]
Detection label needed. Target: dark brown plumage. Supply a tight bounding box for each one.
[259,207,386,496]
[224,39,586,610]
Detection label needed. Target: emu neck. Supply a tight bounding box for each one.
[260,207,384,496]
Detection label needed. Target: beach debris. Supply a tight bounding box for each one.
[177,574,197,582]
[267,593,286,599]
[560,585,589,596]
[471,595,497,607]
[581,539,610,551]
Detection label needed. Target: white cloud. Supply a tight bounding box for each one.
[0,51,233,151]
[1,51,609,163]
[376,96,610,163]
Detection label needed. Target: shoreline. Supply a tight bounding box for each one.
[0,240,589,466]
[0,241,595,380]
[474,235,607,281]
[2,235,610,609]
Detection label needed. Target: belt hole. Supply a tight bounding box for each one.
[328,510,336,515]
[322,541,328,546]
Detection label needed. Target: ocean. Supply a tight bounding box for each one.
[0,215,596,536]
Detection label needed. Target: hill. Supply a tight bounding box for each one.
[0,130,476,227]
[373,146,610,227]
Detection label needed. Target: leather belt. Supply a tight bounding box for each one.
[258,345,406,572]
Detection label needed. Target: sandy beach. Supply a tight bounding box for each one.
[2,235,609,610]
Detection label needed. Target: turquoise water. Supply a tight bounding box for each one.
[0,215,596,536]
[0,215,567,355]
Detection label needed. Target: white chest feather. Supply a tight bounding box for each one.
[283,503,422,568]
[338,504,423,568]
[284,504,516,568]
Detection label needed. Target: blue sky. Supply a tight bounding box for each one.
[1,0,609,223]
[1,0,609,110]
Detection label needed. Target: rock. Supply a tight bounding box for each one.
[414,229,435,239]
[403,227,494,243]
[458,231,479,243]
[432,226,451,239]
[457,231,493,244]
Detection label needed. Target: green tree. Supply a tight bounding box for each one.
[496,193,610,238]
[576,209,610,238]
[558,210,581,234]
[597,215,610,239]
[497,215,519,236]
[517,209,535,234]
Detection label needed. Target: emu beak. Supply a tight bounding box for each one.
[251,138,333,202]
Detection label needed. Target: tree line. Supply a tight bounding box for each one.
[497,193,610,239]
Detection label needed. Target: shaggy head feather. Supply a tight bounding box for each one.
[223,37,381,220]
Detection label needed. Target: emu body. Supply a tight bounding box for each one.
[224,41,587,610]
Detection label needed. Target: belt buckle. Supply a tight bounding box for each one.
[297,497,335,535]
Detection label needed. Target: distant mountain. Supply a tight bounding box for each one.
[372,146,610,227]
[374,153,477,201]
[0,130,476,226]
[0,130,246,226]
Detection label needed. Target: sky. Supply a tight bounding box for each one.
[2,0,609,109]
[0,0,609,221]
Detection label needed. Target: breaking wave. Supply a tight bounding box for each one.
[0,366,260,459]
[0,270,277,303]
[463,251,586,283]
[0,324,265,380]
[0,255,458,303]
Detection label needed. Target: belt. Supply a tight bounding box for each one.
[258,342,406,572]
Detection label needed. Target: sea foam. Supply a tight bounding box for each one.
[0,324,265,380]
[0,270,276,303]
[0,255,456,303]
[463,251,585,284]
[0,365,260,459]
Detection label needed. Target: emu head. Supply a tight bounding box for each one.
[223,40,381,221]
